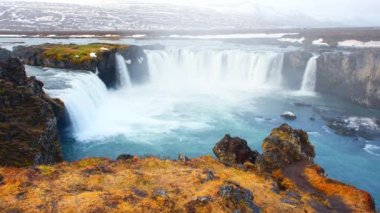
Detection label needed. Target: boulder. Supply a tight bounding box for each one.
[219,182,260,213]
[326,116,380,140]
[116,154,134,161]
[0,58,63,167]
[256,124,315,172]
[280,111,297,120]
[0,48,13,61]
[213,134,260,165]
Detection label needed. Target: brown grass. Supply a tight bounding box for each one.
[304,165,375,212]
[0,156,322,213]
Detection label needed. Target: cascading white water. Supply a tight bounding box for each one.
[300,55,319,92]
[57,73,108,136]
[25,66,108,138]
[145,48,284,88]
[115,53,133,88]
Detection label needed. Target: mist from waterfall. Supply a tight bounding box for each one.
[300,55,319,92]
[145,48,284,89]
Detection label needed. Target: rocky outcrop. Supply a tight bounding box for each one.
[0,58,63,167]
[256,124,315,173]
[0,48,13,61]
[214,124,375,212]
[316,50,380,109]
[282,51,312,90]
[213,134,259,165]
[12,44,150,88]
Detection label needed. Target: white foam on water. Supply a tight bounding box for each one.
[364,144,380,157]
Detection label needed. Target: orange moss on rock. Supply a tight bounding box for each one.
[0,156,323,213]
[304,165,375,212]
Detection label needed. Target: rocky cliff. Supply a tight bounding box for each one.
[283,49,380,109]
[12,44,150,88]
[316,49,380,109]
[0,57,63,167]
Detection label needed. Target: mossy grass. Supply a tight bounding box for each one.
[42,43,129,64]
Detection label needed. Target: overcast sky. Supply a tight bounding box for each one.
[2,0,380,26]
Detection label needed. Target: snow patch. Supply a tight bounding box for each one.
[338,40,380,48]
[278,37,305,44]
[312,38,329,46]
[90,52,97,58]
[166,33,298,39]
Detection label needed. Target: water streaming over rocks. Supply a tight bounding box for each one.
[300,55,319,92]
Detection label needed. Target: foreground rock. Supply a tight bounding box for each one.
[12,43,150,88]
[256,124,315,172]
[0,58,63,167]
[213,134,259,165]
[214,124,375,212]
[0,123,375,212]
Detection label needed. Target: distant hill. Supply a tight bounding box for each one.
[0,1,342,31]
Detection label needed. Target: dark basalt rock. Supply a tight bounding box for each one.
[185,196,213,213]
[213,134,260,165]
[316,50,380,109]
[13,44,150,88]
[256,124,315,173]
[0,48,13,61]
[280,111,297,120]
[0,58,63,167]
[116,154,134,161]
[117,45,150,84]
[282,51,313,90]
[325,116,380,140]
[219,183,260,213]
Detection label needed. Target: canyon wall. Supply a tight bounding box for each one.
[0,56,63,166]
[316,50,380,108]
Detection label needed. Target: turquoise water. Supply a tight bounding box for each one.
[20,38,380,206]
[58,85,380,205]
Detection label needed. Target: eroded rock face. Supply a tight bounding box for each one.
[316,50,380,109]
[0,58,63,167]
[213,134,259,165]
[256,124,315,172]
[282,51,313,90]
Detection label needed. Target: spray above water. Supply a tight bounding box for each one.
[145,48,284,88]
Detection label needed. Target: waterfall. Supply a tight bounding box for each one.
[301,55,319,92]
[52,72,108,137]
[25,66,109,138]
[115,53,132,88]
[145,48,284,88]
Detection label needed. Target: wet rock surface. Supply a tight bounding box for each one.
[326,116,380,140]
[213,134,260,165]
[0,58,63,166]
[280,111,297,120]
